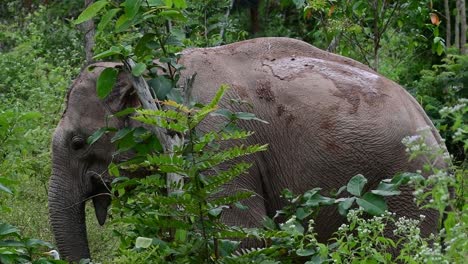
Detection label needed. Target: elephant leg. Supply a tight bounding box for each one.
[217,162,268,248]
[220,193,268,248]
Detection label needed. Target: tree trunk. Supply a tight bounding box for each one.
[460,0,467,54]
[82,0,95,64]
[372,0,380,71]
[455,0,461,50]
[445,0,451,47]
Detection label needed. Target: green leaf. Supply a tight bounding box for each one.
[295,207,312,220]
[124,0,143,19]
[174,229,187,242]
[233,112,269,124]
[159,10,186,21]
[0,183,12,194]
[112,107,136,118]
[208,206,224,217]
[336,197,356,216]
[87,127,109,145]
[296,248,316,257]
[371,182,401,196]
[109,162,120,177]
[21,111,42,120]
[74,0,109,25]
[97,8,120,32]
[135,237,152,248]
[148,76,173,100]
[218,239,241,257]
[135,33,157,58]
[234,201,248,210]
[111,128,134,143]
[304,194,335,207]
[93,46,122,60]
[347,174,367,196]
[262,216,276,230]
[131,62,147,76]
[356,193,387,216]
[97,68,119,99]
[173,0,187,9]
[24,238,53,248]
[0,223,20,237]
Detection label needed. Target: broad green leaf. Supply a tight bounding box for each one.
[135,33,157,58]
[0,223,20,237]
[262,216,276,230]
[371,182,401,196]
[347,174,367,196]
[115,14,132,32]
[108,162,120,177]
[296,248,316,257]
[163,0,173,7]
[131,62,147,76]
[24,238,53,248]
[97,68,118,99]
[336,197,356,216]
[295,207,311,220]
[74,0,109,25]
[218,239,241,257]
[173,0,187,9]
[304,194,335,207]
[174,229,187,242]
[97,8,120,32]
[211,109,232,119]
[87,127,109,145]
[208,206,223,217]
[111,128,134,143]
[234,201,248,210]
[148,76,173,100]
[124,0,143,19]
[135,237,152,248]
[356,193,387,216]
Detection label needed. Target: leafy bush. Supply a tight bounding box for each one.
[414,53,468,162]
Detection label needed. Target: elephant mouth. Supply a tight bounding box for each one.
[86,171,112,226]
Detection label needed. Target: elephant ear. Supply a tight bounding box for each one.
[103,70,141,114]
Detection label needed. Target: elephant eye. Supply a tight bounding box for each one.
[71,136,86,150]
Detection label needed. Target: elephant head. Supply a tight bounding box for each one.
[48,63,140,262]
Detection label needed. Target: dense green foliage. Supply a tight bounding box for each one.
[0,0,466,263]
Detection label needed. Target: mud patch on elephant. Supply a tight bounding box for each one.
[320,118,336,130]
[276,104,286,117]
[232,84,250,100]
[286,113,296,125]
[256,79,275,102]
[325,141,342,152]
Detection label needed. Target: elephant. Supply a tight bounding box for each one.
[48,37,446,262]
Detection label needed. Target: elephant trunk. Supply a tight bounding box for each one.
[48,170,90,262]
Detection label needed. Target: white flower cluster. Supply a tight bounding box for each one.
[414,241,448,263]
[439,98,467,116]
[393,216,421,237]
[402,134,428,153]
[453,127,466,139]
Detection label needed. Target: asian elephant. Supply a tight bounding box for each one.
[49,37,446,262]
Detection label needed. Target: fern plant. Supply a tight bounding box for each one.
[107,84,268,263]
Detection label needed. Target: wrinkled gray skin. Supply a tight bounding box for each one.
[49,38,446,262]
